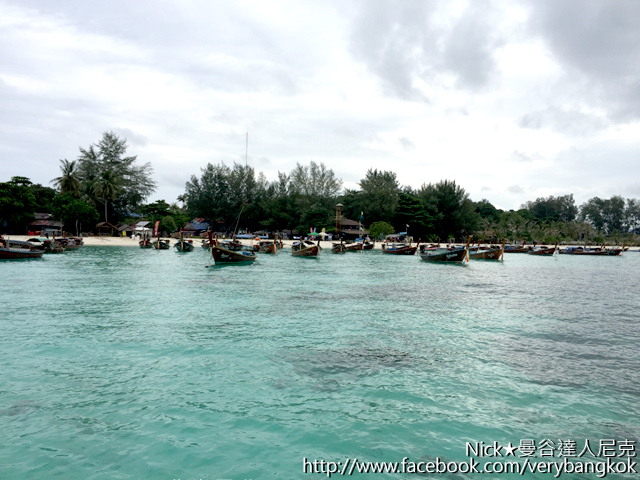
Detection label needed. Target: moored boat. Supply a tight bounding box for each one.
[381,242,417,255]
[209,233,257,264]
[291,240,320,257]
[528,243,558,256]
[419,246,468,263]
[139,238,153,248]
[504,241,531,253]
[559,244,624,256]
[0,236,44,259]
[469,240,505,260]
[153,239,171,250]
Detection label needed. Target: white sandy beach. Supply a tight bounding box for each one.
[6,235,637,251]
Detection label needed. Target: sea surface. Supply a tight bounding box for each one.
[1,246,639,479]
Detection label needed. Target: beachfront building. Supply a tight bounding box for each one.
[340,218,368,239]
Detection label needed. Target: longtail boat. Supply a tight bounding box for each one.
[291,240,320,257]
[209,233,257,264]
[0,236,44,259]
[381,241,417,255]
[153,239,170,250]
[559,244,624,256]
[528,243,558,256]
[174,231,194,252]
[257,235,280,254]
[469,240,505,260]
[331,239,347,254]
[504,241,531,253]
[139,238,153,248]
[344,241,363,252]
[419,236,470,263]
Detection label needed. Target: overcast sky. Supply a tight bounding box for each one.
[1,0,639,211]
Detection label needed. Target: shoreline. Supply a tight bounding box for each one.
[5,235,638,251]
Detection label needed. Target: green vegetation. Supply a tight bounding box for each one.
[2,131,639,245]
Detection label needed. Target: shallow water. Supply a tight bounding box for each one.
[1,247,639,479]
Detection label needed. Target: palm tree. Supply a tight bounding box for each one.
[93,170,121,224]
[52,159,81,197]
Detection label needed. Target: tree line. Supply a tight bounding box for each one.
[1,131,639,244]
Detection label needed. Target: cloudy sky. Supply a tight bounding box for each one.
[1,0,639,210]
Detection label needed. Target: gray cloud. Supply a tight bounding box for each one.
[527,0,640,122]
[348,0,501,99]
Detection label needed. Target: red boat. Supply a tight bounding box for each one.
[528,243,558,256]
[381,242,417,255]
[0,236,44,259]
[291,240,320,257]
[469,240,505,260]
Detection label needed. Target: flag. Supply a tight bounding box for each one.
[360,211,364,220]
[406,224,410,229]
[154,220,160,236]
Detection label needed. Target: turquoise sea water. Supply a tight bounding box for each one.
[1,247,639,479]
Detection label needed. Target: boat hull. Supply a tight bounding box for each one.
[382,244,417,255]
[420,247,467,263]
[291,246,319,257]
[212,246,257,263]
[0,248,44,259]
[469,248,503,260]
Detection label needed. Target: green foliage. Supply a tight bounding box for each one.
[394,193,433,240]
[522,194,577,222]
[356,169,399,224]
[52,159,81,197]
[368,221,395,239]
[160,215,177,234]
[51,194,99,234]
[75,132,156,222]
[417,180,479,241]
[0,178,37,233]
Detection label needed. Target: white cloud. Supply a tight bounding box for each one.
[1,0,639,212]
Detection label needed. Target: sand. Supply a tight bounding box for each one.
[5,235,637,251]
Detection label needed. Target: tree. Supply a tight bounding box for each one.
[0,177,37,233]
[77,132,156,219]
[51,194,99,235]
[579,196,625,234]
[93,170,122,223]
[417,180,479,241]
[393,193,433,240]
[368,221,395,240]
[523,194,577,222]
[357,169,400,224]
[52,159,81,197]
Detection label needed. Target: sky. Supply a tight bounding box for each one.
[1,0,639,211]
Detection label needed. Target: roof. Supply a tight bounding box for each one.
[135,221,150,227]
[29,219,63,227]
[340,218,361,226]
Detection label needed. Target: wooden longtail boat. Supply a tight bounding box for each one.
[43,239,65,253]
[331,239,347,254]
[257,235,281,254]
[504,241,531,253]
[419,236,471,263]
[153,239,170,250]
[174,231,194,252]
[139,238,153,248]
[469,240,505,260]
[559,244,624,256]
[0,236,44,259]
[528,243,558,256]
[291,240,320,257]
[209,233,257,264]
[344,241,364,252]
[381,240,417,255]
[361,240,374,250]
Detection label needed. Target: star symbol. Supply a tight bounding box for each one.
[504,443,518,456]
